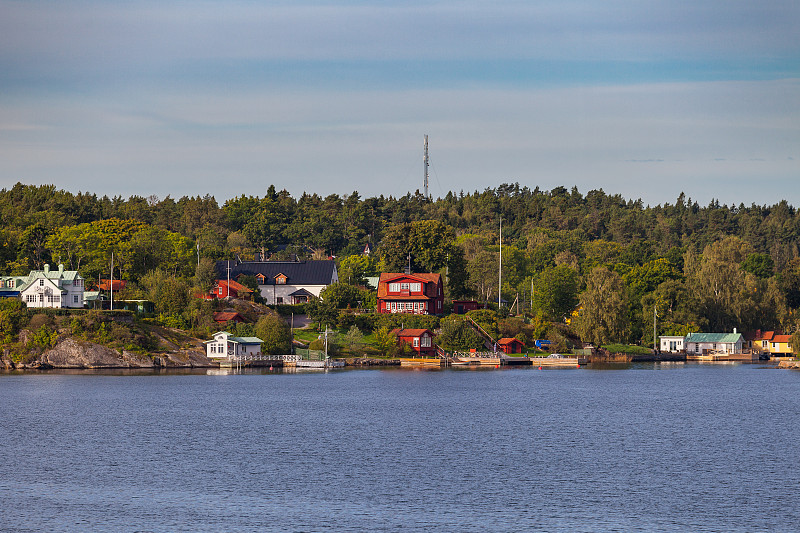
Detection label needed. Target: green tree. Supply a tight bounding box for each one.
[574,266,628,345]
[254,313,292,355]
[305,296,338,328]
[437,316,486,351]
[532,265,579,321]
[741,253,775,279]
[337,254,373,286]
[342,325,365,352]
[194,257,217,293]
[373,326,398,356]
[319,282,362,309]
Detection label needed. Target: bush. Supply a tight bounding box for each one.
[374,313,439,332]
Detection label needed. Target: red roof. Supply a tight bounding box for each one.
[773,334,792,343]
[217,279,253,293]
[98,279,127,291]
[377,273,442,298]
[390,328,434,338]
[498,337,523,345]
[213,311,245,323]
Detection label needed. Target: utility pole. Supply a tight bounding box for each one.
[423,135,429,200]
[226,260,231,298]
[653,305,658,352]
[110,252,114,311]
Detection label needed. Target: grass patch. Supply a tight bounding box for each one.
[603,344,652,355]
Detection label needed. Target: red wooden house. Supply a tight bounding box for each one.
[452,300,480,314]
[211,279,254,300]
[391,328,437,357]
[377,273,444,315]
[497,337,525,354]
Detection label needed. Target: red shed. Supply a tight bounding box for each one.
[391,328,437,357]
[497,337,525,354]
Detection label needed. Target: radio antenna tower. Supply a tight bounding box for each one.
[423,135,429,199]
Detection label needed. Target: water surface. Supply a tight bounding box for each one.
[1,363,798,532]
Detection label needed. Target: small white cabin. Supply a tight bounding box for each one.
[204,331,263,359]
[659,335,685,353]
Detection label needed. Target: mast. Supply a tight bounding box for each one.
[423,135,429,199]
[110,252,114,311]
[498,217,502,309]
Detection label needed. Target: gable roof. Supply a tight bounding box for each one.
[390,328,434,337]
[377,272,442,298]
[685,332,744,344]
[217,279,253,293]
[216,260,337,286]
[99,279,127,291]
[204,331,263,345]
[498,337,523,346]
[213,311,246,323]
[772,334,792,343]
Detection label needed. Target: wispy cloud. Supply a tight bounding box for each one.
[0,1,798,205]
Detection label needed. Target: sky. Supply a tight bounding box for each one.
[1,0,798,207]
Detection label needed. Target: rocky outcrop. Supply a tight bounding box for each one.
[11,337,214,369]
[778,360,800,369]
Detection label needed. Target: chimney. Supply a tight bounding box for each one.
[58,264,64,275]
[44,264,50,274]
[733,327,737,334]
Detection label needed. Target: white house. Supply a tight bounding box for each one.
[659,335,685,353]
[204,331,263,359]
[18,264,85,309]
[215,259,338,305]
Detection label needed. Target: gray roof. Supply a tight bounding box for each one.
[216,260,337,286]
[685,333,743,343]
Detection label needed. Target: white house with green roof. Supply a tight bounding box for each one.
[204,331,263,359]
[17,264,85,309]
[684,331,744,355]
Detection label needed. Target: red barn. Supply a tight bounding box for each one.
[391,328,436,357]
[497,337,525,354]
[377,273,444,315]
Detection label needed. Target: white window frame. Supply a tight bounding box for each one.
[413,338,419,347]
[389,282,400,292]
[410,283,421,292]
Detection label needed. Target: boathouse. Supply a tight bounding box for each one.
[204,331,263,359]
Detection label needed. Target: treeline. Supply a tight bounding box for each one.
[2,182,800,346]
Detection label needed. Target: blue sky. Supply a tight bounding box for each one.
[1,0,798,206]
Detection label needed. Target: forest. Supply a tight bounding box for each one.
[2,181,800,348]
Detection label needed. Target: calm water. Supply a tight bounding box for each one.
[1,363,799,532]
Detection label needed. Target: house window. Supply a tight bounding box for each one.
[26,295,35,303]
[73,295,79,304]
[39,279,44,286]
[391,302,396,310]
[773,343,777,349]
[414,302,419,310]
[410,283,421,292]
[389,283,400,292]
[413,338,419,347]
[275,275,287,285]
[277,297,284,304]
[421,336,431,347]
[763,341,768,348]
[400,283,409,291]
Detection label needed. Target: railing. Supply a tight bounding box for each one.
[463,315,497,345]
